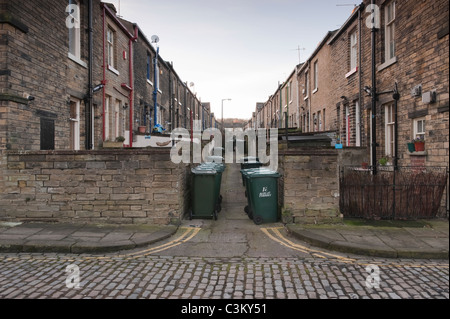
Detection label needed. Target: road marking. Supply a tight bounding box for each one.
[261,227,356,263]
[261,227,449,269]
[83,227,201,261]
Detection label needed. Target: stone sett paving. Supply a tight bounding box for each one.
[0,253,448,299]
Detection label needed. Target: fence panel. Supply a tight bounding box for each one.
[339,166,448,220]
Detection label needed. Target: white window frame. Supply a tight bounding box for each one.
[313,61,318,92]
[385,103,395,156]
[107,27,115,69]
[345,105,351,146]
[350,30,358,71]
[318,110,322,131]
[68,0,80,59]
[69,98,80,150]
[385,2,396,62]
[105,96,110,141]
[67,0,87,67]
[304,71,309,99]
[114,100,120,140]
[413,117,426,140]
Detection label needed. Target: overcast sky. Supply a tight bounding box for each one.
[106,0,357,120]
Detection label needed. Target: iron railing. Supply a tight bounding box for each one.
[339,166,448,220]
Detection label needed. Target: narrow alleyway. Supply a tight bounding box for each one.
[165,163,311,258]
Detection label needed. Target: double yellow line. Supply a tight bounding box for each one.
[261,227,357,264]
[84,226,201,261]
[261,227,449,269]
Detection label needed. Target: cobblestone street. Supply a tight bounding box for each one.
[0,253,448,300]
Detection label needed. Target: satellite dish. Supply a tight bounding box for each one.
[151,35,159,44]
[189,82,195,87]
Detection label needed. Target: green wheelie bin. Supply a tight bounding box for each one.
[205,155,225,203]
[241,167,274,219]
[189,166,219,220]
[245,169,281,225]
[198,162,224,211]
[240,156,262,186]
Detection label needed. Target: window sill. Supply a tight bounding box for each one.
[312,88,318,94]
[409,151,427,156]
[377,57,397,72]
[68,53,87,68]
[108,65,120,76]
[147,79,153,86]
[345,67,357,78]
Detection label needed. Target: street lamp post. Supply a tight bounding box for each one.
[221,98,231,134]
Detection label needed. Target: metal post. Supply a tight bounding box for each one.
[86,0,93,150]
[371,0,378,175]
[153,46,159,128]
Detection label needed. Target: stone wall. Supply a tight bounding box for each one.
[0,149,191,225]
[279,147,369,224]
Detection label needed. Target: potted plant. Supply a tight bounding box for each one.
[138,126,146,134]
[413,136,425,152]
[116,136,125,143]
[407,140,415,153]
[378,156,389,166]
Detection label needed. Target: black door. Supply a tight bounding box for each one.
[40,118,55,150]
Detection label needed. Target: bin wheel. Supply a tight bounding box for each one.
[188,210,193,220]
[244,205,249,214]
[248,208,253,220]
[253,215,263,225]
[213,210,218,220]
[219,195,223,204]
[245,190,247,198]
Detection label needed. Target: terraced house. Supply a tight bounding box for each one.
[0,0,213,153]
[257,0,449,169]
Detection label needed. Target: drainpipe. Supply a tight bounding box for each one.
[308,61,311,132]
[128,26,139,148]
[190,95,193,142]
[184,83,187,128]
[370,0,378,175]
[296,65,300,130]
[102,5,106,142]
[393,83,400,170]
[153,46,160,128]
[358,3,363,149]
[278,82,282,128]
[86,0,93,150]
[169,62,173,132]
